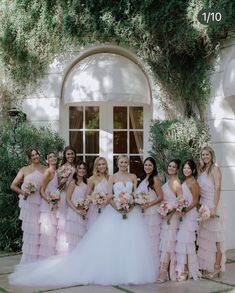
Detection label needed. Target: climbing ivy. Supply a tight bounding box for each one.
[0,0,234,117]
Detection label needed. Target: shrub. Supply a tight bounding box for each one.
[0,116,64,251]
[149,118,210,181]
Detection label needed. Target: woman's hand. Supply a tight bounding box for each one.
[210,207,217,218]
[141,202,151,209]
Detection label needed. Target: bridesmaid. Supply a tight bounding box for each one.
[197,146,225,278]
[56,146,76,255]
[137,157,163,276]
[175,159,201,281]
[65,161,88,251]
[39,152,59,258]
[10,148,46,263]
[85,157,109,229]
[157,159,182,282]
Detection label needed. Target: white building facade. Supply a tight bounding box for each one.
[19,43,235,249]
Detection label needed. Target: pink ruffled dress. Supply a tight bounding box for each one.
[18,170,44,263]
[39,173,58,258]
[136,179,161,276]
[175,182,201,280]
[197,172,226,272]
[87,178,108,230]
[56,168,75,255]
[65,182,88,251]
[159,181,179,281]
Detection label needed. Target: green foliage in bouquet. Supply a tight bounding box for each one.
[0,116,64,251]
[149,118,210,181]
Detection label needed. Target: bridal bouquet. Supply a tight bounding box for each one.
[58,165,74,178]
[157,200,177,225]
[76,198,90,220]
[197,205,219,222]
[91,192,107,214]
[112,191,135,219]
[176,197,189,221]
[23,181,37,200]
[134,191,150,213]
[48,190,60,211]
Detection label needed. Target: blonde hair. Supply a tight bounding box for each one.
[199,145,216,175]
[116,154,129,166]
[93,157,109,177]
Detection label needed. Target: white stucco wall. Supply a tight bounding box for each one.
[209,38,235,249]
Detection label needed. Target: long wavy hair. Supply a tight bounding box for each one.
[92,157,109,178]
[73,160,87,185]
[140,157,158,190]
[199,145,216,175]
[61,146,76,166]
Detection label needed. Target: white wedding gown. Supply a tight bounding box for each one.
[9,181,157,286]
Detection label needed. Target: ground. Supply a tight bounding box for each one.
[0,251,235,293]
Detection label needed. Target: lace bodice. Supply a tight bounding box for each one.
[113,181,133,195]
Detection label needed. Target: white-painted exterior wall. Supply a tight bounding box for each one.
[19,43,235,249]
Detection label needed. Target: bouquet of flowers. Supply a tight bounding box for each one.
[76,198,90,220]
[23,181,37,200]
[58,165,74,178]
[134,191,150,213]
[157,200,177,224]
[48,190,60,211]
[91,192,107,214]
[112,191,135,219]
[176,197,189,221]
[197,205,219,222]
[57,165,74,190]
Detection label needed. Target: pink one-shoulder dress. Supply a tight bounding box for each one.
[39,172,58,258]
[175,182,201,279]
[56,168,75,255]
[87,178,108,230]
[65,182,88,251]
[136,179,161,276]
[159,181,179,281]
[197,172,226,272]
[19,170,44,263]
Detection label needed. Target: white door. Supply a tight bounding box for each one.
[68,103,148,177]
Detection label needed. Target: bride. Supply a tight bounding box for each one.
[9,155,157,286]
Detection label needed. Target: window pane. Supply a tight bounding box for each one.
[69,131,83,154]
[85,106,99,129]
[130,156,143,179]
[113,107,127,129]
[113,131,127,153]
[85,156,98,178]
[85,131,99,154]
[69,106,83,129]
[129,107,143,129]
[130,131,143,154]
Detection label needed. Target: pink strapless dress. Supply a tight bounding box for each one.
[65,182,88,251]
[87,178,108,230]
[197,172,226,272]
[39,173,58,258]
[19,170,44,263]
[175,182,201,280]
[136,179,161,275]
[159,181,179,281]
[56,168,75,255]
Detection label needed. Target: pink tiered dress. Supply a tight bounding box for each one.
[197,172,226,272]
[175,182,201,280]
[56,168,75,255]
[65,182,88,251]
[137,179,161,275]
[39,172,58,258]
[87,178,108,230]
[19,170,44,263]
[159,181,179,281]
